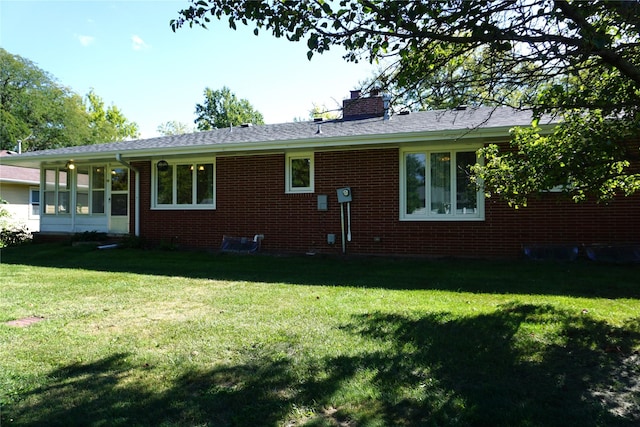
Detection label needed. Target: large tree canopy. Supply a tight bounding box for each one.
[84,89,140,144]
[194,86,264,131]
[0,49,139,152]
[173,0,640,205]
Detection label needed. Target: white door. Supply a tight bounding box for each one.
[108,167,129,234]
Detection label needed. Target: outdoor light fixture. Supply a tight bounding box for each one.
[65,161,75,170]
[157,160,169,172]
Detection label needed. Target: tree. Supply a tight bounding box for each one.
[157,120,193,136]
[173,0,640,205]
[309,102,341,120]
[0,49,138,151]
[85,89,139,142]
[0,48,90,151]
[294,102,342,122]
[194,86,264,130]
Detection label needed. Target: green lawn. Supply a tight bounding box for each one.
[1,243,639,426]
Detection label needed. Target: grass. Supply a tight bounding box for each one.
[0,243,639,426]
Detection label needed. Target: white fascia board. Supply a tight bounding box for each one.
[0,178,40,185]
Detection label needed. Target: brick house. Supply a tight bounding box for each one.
[3,92,639,258]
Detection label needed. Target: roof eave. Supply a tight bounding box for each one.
[0,178,40,185]
[0,123,549,168]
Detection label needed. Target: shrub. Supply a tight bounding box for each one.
[0,199,32,248]
[0,224,32,248]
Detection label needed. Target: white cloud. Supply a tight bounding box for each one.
[131,35,150,51]
[75,34,95,47]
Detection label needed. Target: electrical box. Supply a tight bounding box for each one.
[317,195,328,211]
[336,187,352,203]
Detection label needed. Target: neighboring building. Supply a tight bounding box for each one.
[0,150,40,232]
[2,92,638,258]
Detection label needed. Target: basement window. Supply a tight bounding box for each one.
[400,147,484,221]
[152,159,216,209]
[285,152,314,194]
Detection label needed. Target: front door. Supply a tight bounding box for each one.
[108,167,129,234]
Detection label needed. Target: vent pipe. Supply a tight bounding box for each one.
[383,94,391,121]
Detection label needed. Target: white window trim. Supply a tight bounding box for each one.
[29,186,40,219]
[75,165,107,216]
[151,158,216,210]
[42,167,71,216]
[285,152,314,194]
[399,145,485,221]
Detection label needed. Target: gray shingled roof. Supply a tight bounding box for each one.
[2,107,551,165]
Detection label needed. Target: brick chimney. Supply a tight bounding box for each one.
[342,90,387,120]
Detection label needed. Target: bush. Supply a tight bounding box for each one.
[0,199,32,248]
[0,224,32,248]
[71,231,108,242]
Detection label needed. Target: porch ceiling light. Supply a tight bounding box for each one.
[65,161,75,170]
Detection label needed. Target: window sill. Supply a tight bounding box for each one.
[151,205,216,211]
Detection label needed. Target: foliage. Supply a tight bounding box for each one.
[293,102,341,122]
[0,49,138,151]
[156,120,193,136]
[474,111,640,207]
[194,86,264,130]
[173,0,640,204]
[0,49,89,151]
[0,200,31,248]
[309,102,340,120]
[84,89,139,142]
[0,226,32,248]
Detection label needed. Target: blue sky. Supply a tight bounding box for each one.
[0,0,376,138]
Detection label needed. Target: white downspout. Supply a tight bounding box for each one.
[115,154,140,236]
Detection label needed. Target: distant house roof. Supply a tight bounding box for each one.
[0,150,40,184]
[1,107,553,168]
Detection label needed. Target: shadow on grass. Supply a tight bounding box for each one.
[5,304,639,426]
[1,243,640,299]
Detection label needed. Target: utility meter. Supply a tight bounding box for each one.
[336,187,352,203]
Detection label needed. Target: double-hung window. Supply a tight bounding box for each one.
[153,160,215,209]
[401,147,483,220]
[29,187,40,218]
[285,152,314,194]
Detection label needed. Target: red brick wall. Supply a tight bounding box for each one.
[130,148,640,258]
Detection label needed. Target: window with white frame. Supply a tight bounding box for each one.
[29,187,40,218]
[285,152,314,193]
[43,167,70,215]
[153,159,215,209]
[401,147,483,220]
[75,166,106,215]
[43,165,106,216]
